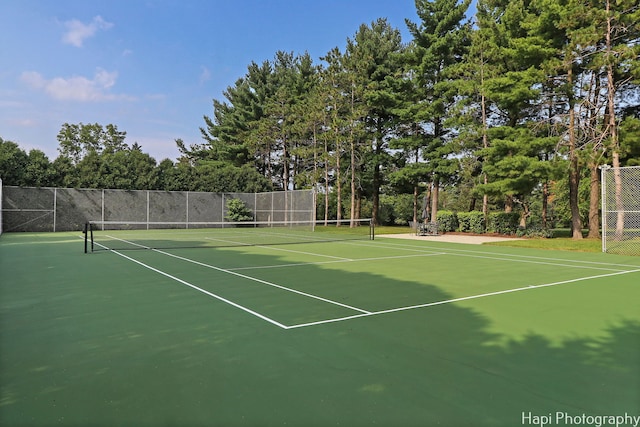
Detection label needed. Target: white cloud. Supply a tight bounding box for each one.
[7,118,38,127]
[20,71,46,89]
[20,69,133,102]
[199,66,211,85]
[62,15,113,47]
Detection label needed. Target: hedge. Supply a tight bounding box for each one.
[434,210,524,235]
[487,212,520,235]
[436,210,458,232]
[457,211,485,234]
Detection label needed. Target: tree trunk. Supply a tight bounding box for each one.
[282,120,289,191]
[568,67,583,239]
[605,0,624,239]
[336,148,342,225]
[372,162,380,225]
[519,197,529,228]
[313,124,318,222]
[569,158,583,239]
[431,179,439,223]
[481,62,489,229]
[324,138,329,226]
[542,181,548,229]
[587,162,601,238]
[504,196,513,213]
[413,184,419,225]
[350,137,356,227]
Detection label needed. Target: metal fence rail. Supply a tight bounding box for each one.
[1,186,315,232]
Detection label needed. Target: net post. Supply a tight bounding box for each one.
[370,219,375,240]
[83,222,88,253]
[90,222,94,252]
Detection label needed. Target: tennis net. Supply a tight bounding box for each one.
[85,219,374,252]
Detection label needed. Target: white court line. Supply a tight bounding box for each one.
[342,240,633,272]
[98,235,639,330]
[109,236,369,313]
[229,228,331,242]
[153,249,371,315]
[204,235,352,261]
[370,239,640,270]
[287,267,640,329]
[93,241,289,329]
[105,234,370,315]
[228,252,445,271]
[252,244,352,260]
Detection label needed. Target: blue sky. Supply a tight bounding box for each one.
[1,1,429,162]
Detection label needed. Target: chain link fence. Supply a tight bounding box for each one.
[602,165,640,256]
[1,186,315,232]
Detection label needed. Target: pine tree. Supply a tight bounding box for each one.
[344,18,405,225]
[406,0,471,223]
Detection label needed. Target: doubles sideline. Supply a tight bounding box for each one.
[95,236,640,330]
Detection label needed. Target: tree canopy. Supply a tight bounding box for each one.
[1,0,638,236]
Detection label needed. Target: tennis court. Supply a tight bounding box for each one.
[1,228,639,426]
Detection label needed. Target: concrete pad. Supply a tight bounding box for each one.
[378,233,524,245]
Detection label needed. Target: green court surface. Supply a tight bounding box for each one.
[1,231,639,426]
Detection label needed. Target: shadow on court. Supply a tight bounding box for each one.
[0,234,639,426]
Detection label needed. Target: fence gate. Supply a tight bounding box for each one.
[601,165,640,256]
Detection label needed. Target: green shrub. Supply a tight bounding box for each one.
[392,194,415,225]
[379,194,415,226]
[488,212,520,235]
[457,211,485,234]
[436,210,458,232]
[225,198,253,222]
[516,226,554,238]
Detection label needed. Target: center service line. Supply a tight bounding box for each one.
[153,249,372,315]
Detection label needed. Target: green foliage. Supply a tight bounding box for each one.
[2,0,639,238]
[192,163,273,193]
[620,116,640,166]
[57,123,127,164]
[225,198,253,222]
[436,210,459,232]
[516,226,554,239]
[549,176,590,228]
[24,150,54,187]
[0,138,57,187]
[0,122,273,194]
[378,194,414,225]
[486,236,601,252]
[457,211,485,234]
[0,138,29,186]
[487,212,520,235]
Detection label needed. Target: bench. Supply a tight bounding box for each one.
[417,221,439,236]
